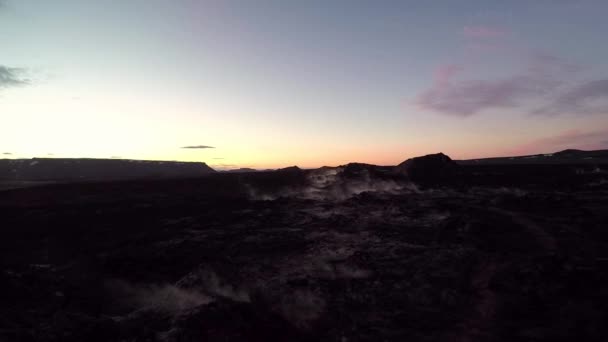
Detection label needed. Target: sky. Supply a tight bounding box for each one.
[1,0,608,169]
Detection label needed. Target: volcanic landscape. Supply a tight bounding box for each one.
[1,150,608,341]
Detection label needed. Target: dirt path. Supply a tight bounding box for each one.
[486,207,558,254]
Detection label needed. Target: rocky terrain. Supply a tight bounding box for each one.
[1,151,608,341]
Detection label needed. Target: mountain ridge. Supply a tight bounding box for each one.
[2,148,607,183]
[456,149,608,165]
[0,157,215,181]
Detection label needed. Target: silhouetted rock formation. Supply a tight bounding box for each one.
[223,168,260,173]
[0,158,215,181]
[554,149,584,156]
[396,153,460,183]
[275,166,302,173]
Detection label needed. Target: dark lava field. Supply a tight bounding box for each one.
[2,153,608,341]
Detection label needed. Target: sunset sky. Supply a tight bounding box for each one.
[2,0,608,169]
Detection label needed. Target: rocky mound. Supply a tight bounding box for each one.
[396,153,460,183]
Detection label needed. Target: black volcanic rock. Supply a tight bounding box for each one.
[396,153,460,183]
[0,158,215,181]
[339,163,400,181]
[237,166,308,196]
[161,298,307,342]
[341,163,374,178]
[2,156,608,341]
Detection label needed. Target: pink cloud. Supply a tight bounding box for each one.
[526,52,584,75]
[433,64,462,86]
[507,129,608,155]
[415,60,564,117]
[415,74,530,117]
[414,54,589,117]
[463,25,508,39]
[414,25,607,118]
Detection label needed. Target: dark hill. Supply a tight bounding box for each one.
[457,149,608,165]
[396,152,460,183]
[275,166,302,173]
[223,168,260,173]
[0,158,215,181]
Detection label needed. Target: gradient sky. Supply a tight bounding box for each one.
[2,0,608,169]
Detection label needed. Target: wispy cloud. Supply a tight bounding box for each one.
[533,79,608,116]
[413,26,608,118]
[414,22,608,118]
[181,145,215,149]
[415,55,568,117]
[0,66,29,88]
[2,152,12,155]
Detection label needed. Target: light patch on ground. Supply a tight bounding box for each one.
[176,269,250,303]
[106,280,213,314]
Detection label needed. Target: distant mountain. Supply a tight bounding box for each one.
[275,166,302,173]
[3,148,605,184]
[457,149,608,165]
[223,168,261,173]
[0,158,215,181]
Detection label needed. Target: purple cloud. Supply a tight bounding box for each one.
[415,60,563,117]
[432,64,462,86]
[414,51,600,117]
[414,24,608,118]
[533,79,608,116]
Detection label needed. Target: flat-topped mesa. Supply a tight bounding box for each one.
[0,158,215,181]
[396,152,460,183]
